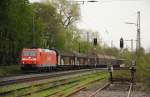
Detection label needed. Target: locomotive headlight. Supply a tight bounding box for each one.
[22,58,26,60]
[32,58,36,61]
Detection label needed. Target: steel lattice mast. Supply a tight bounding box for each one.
[136,11,141,50]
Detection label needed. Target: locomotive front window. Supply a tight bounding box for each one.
[23,50,36,56]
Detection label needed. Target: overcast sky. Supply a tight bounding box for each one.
[30,0,150,51]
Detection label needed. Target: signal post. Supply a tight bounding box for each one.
[93,38,97,68]
[120,38,136,83]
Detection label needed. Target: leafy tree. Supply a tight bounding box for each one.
[0,0,42,65]
[33,0,80,51]
[33,2,65,50]
[51,0,80,28]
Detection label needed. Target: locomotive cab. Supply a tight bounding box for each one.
[20,48,57,71]
[21,49,40,70]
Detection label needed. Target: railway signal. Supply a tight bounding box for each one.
[120,37,124,49]
[93,38,97,46]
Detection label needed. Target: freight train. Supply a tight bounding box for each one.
[20,48,124,71]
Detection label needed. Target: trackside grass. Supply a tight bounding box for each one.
[0,65,21,76]
[0,71,94,93]
[27,72,108,97]
[0,71,108,97]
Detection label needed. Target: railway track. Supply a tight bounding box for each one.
[88,82,111,97]
[0,69,107,97]
[88,82,133,97]
[127,83,133,97]
[0,69,102,86]
[71,81,135,97]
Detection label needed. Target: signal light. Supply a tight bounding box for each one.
[93,38,97,46]
[120,37,124,49]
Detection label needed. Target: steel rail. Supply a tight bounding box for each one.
[0,69,99,86]
[50,82,86,97]
[24,72,106,97]
[127,83,133,97]
[18,79,79,97]
[0,79,78,96]
[62,78,106,97]
[0,70,105,97]
[88,82,110,97]
[88,82,133,97]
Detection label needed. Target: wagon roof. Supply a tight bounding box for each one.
[92,54,116,59]
[75,53,87,58]
[58,50,117,59]
[59,51,75,57]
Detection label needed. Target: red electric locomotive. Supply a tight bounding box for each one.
[21,48,57,70]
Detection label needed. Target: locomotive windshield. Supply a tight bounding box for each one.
[22,50,36,56]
